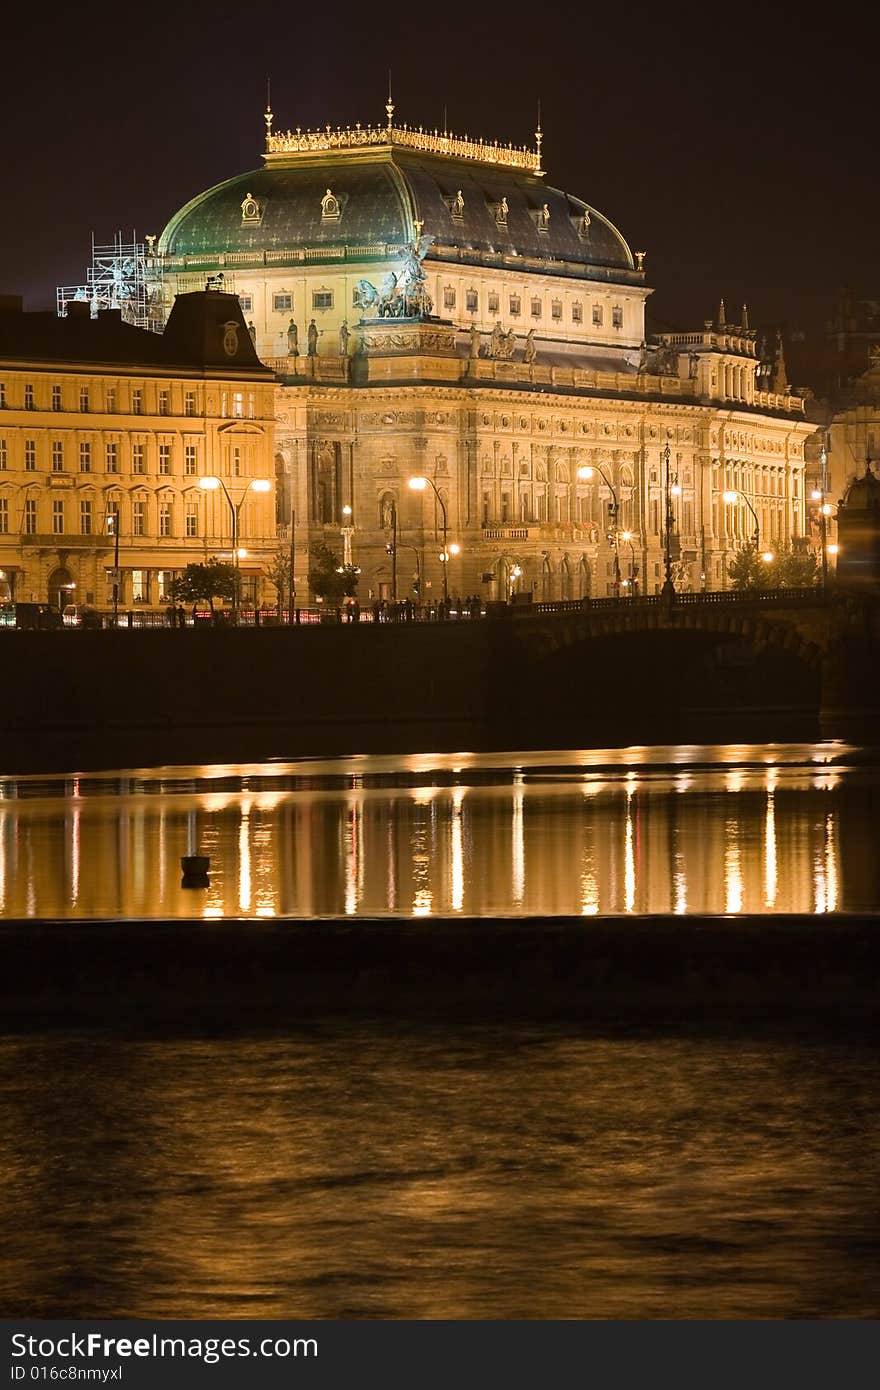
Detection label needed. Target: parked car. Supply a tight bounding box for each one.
[62,604,101,628]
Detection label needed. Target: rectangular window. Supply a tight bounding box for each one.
[612,305,623,328]
[488,292,499,314]
[0,383,5,408]
[24,498,37,534]
[79,386,89,412]
[106,501,120,536]
[132,388,143,415]
[232,392,243,419]
[158,443,171,475]
[551,300,563,321]
[131,569,148,603]
[592,305,603,327]
[52,385,62,412]
[247,392,255,419]
[132,500,145,536]
[25,384,35,410]
[443,288,456,310]
[132,443,145,474]
[0,439,6,469]
[481,493,490,525]
[501,493,510,523]
[184,391,196,417]
[52,441,64,472]
[273,293,293,312]
[531,298,542,318]
[53,499,65,535]
[185,504,198,538]
[572,302,583,324]
[106,442,118,473]
[238,295,253,312]
[158,390,169,416]
[159,502,172,537]
[106,387,116,412]
[184,443,197,475]
[232,446,242,477]
[0,498,7,534]
[80,499,92,535]
[466,290,478,313]
[25,440,36,471]
[158,570,177,601]
[509,296,521,317]
[312,291,333,311]
[79,441,91,472]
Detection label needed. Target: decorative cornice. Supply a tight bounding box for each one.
[265,119,544,175]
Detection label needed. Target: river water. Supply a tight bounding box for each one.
[2,743,878,1319]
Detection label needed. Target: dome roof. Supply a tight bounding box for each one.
[158,144,638,284]
[842,463,880,510]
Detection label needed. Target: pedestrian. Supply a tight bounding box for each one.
[371,600,380,625]
[352,599,360,623]
[177,604,186,628]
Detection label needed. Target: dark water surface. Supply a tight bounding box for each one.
[1,1024,877,1319]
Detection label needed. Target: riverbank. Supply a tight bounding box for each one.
[2,915,877,1031]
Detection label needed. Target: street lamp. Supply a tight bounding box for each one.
[661,443,683,599]
[409,475,450,603]
[200,476,271,623]
[106,507,120,627]
[620,530,638,598]
[722,487,760,553]
[341,503,354,568]
[577,463,621,595]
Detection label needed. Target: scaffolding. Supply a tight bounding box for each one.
[57,231,164,332]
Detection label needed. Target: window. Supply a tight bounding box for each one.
[592,305,603,327]
[501,492,510,523]
[24,498,36,534]
[79,386,90,412]
[52,441,64,472]
[312,291,333,311]
[443,287,456,310]
[0,383,5,407]
[106,387,116,412]
[52,499,65,535]
[0,440,5,469]
[158,570,177,601]
[273,293,293,312]
[185,504,198,537]
[132,389,143,415]
[238,294,253,312]
[106,442,119,473]
[232,446,242,477]
[159,501,172,537]
[158,443,171,475]
[572,302,583,324]
[158,390,169,416]
[612,305,623,328]
[531,298,542,318]
[0,498,7,533]
[247,392,255,420]
[79,441,91,472]
[80,499,92,535]
[106,500,119,536]
[488,292,499,314]
[184,391,196,417]
[466,289,478,313]
[25,440,36,471]
[509,296,521,317]
[132,499,146,536]
[25,384,35,410]
[52,385,62,412]
[551,300,563,321]
[132,443,145,474]
[481,493,490,524]
[131,569,148,603]
[184,443,197,475]
[232,392,243,419]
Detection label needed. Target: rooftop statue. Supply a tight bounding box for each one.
[486,323,517,359]
[353,234,434,320]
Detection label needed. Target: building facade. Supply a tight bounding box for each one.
[0,291,277,611]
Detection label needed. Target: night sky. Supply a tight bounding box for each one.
[3,1,877,353]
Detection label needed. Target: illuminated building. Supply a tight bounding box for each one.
[0,291,276,609]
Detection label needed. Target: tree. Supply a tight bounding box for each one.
[767,547,819,589]
[168,562,236,611]
[307,541,359,601]
[728,545,770,591]
[264,547,292,618]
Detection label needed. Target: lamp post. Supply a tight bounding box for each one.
[341,503,354,568]
[200,475,271,623]
[106,507,120,627]
[620,530,637,598]
[811,441,831,590]
[722,486,760,554]
[577,463,621,596]
[662,442,682,599]
[409,475,450,603]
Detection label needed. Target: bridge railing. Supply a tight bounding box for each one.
[529,588,824,617]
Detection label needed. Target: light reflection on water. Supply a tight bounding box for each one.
[1,1026,877,1319]
[0,742,876,920]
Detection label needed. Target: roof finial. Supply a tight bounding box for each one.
[717,296,726,327]
[741,302,749,332]
[264,77,273,144]
[386,71,394,133]
[535,98,544,176]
